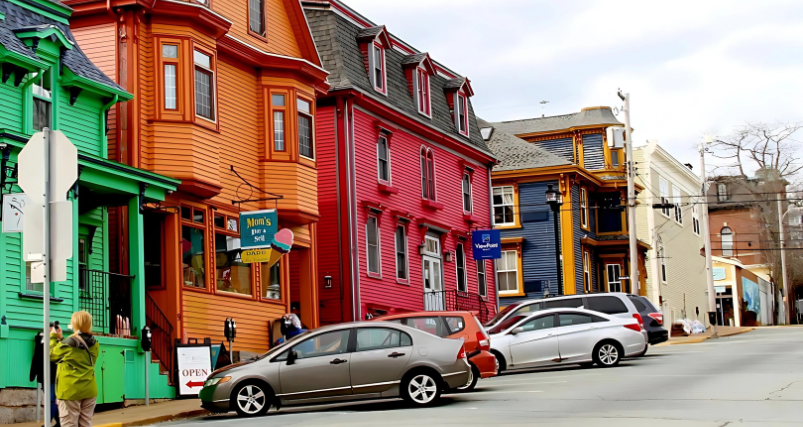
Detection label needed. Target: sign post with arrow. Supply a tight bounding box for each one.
[17,129,77,424]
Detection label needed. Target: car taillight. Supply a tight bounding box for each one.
[624,322,641,333]
[647,312,663,326]
[476,331,490,351]
[633,313,644,330]
[457,347,467,359]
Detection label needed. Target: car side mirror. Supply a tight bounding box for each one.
[286,350,298,365]
[510,327,524,335]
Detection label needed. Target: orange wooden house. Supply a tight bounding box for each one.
[63,0,329,371]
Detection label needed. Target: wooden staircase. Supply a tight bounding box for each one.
[146,293,175,385]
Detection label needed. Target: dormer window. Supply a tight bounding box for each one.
[372,43,386,93]
[416,67,430,116]
[456,91,468,136]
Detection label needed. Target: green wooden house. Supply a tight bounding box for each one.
[0,0,179,413]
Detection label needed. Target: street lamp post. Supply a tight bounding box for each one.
[546,185,564,295]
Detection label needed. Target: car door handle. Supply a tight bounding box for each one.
[388,352,406,358]
[330,358,348,365]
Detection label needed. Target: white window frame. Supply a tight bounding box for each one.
[606,264,622,293]
[477,260,487,298]
[193,49,216,122]
[455,243,468,293]
[415,67,431,117]
[366,216,381,277]
[583,250,591,293]
[721,227,734,257]
[377,135,391,184]
[717,183,728,202]
[672,184,683,224]
[692,203,701,235]
[462,173,473,214]
[580,187,588,228]
[394,224,408,282]
[492,186,515,227]
[659,244,667,283]
[496,250,519,295]
[456,91,469,137]
[659,177,670,217]
[371,42,386,94]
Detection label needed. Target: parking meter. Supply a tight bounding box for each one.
[141,326,152,352]
[224,318,236,362]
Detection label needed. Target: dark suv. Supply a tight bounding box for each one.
[628,295,668,347]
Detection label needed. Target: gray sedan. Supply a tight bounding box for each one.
[199,321,471,416]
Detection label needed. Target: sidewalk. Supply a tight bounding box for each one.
[656,326,754,346]
[6,399,207,427]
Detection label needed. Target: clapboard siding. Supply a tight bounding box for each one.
[59,89,103,156]
[212,0,302,58]
[536,137,574,164]
[583,133,605,170]
[0,78,24,132]
[499,180,560,306]
[572,184,584,294]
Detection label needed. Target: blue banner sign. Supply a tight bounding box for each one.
[240,209,278,249]
[472,229,501,260]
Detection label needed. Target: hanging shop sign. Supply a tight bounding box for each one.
[240,209,278,249]
[176,344,213,397]
[471,229,501,260]
[240,228,295,266]
[2,193,31,233]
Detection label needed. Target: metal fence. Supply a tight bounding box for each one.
[79,269,133,336]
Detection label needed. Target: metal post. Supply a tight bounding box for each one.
[552,208,563,295]
[778,196,790,325]
[619,91,639,294]
[145,350,150,406]
[699,138,718,337]
[43,128,51,425]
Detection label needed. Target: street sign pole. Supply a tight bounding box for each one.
[42,129,51,425]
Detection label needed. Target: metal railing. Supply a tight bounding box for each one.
[79,269,133,336]
[424,290,494,323]
[146,293,174,383]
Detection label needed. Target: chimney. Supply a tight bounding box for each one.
[684,163,693,170]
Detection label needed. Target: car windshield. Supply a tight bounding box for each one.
[485,303,522,327]
[488,314,528,334]
[256,330,311,360]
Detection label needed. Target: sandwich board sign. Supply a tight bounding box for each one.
[176,344,213,396]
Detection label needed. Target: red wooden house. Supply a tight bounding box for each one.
[303,0,498,323]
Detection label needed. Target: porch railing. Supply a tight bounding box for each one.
[79,269,133,337]
[424,290,495,323]
[146,293,174,383]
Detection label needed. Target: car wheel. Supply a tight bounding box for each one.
[491,351,507,372]
[454,364,480,392]
[593,342,622,368]
[232,382,272,417]
[402,372,442,406]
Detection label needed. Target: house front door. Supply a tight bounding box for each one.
[422,235,443,310]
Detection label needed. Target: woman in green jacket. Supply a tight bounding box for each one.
[50,311,99,427]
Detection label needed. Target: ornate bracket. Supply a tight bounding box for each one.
[69,87,83,105]
[138,182,148,214]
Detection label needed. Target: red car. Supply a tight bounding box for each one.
[374,311,497,391]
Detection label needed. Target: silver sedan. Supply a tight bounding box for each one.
[199,321,471,416]
[489,308,647,371]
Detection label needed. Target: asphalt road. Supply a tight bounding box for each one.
[163,327,803,426]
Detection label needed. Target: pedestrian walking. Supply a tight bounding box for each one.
[50,311,99,427]
[30,329,60,427]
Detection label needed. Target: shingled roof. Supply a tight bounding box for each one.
[0,0,125,93]
[304,7,491,155]
[492,106,622,136]
[478,118,569,172]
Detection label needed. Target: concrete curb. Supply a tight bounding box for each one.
[94,409,209,427]
[655,327,755,347]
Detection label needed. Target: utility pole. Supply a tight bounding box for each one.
[778,195,789,325]
[700,136,718,337]
[618,90,638,294]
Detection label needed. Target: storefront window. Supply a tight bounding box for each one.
[215,215,251,295]
[262,261,281,300]
[181,224,206,288]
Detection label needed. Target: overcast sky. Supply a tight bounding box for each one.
[343,0,803,174]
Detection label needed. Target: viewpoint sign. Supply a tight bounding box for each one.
[471,229,501,260]
[240,209,278,249]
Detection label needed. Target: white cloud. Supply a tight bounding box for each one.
[343,0,803,172]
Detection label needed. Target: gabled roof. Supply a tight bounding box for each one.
[304,6,491,155]
[0,0,125,94]
[478,118,570,172]
[493,106,622,136]
[443,77,474,97]
[401,52,435,74]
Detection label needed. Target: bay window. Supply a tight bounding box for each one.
[194,50,215,121]
[163,45,178,110]
[272,94,286,151]
[214,214,251,295]
[181,206,207,289]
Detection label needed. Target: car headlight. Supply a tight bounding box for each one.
[203,376,231,387]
